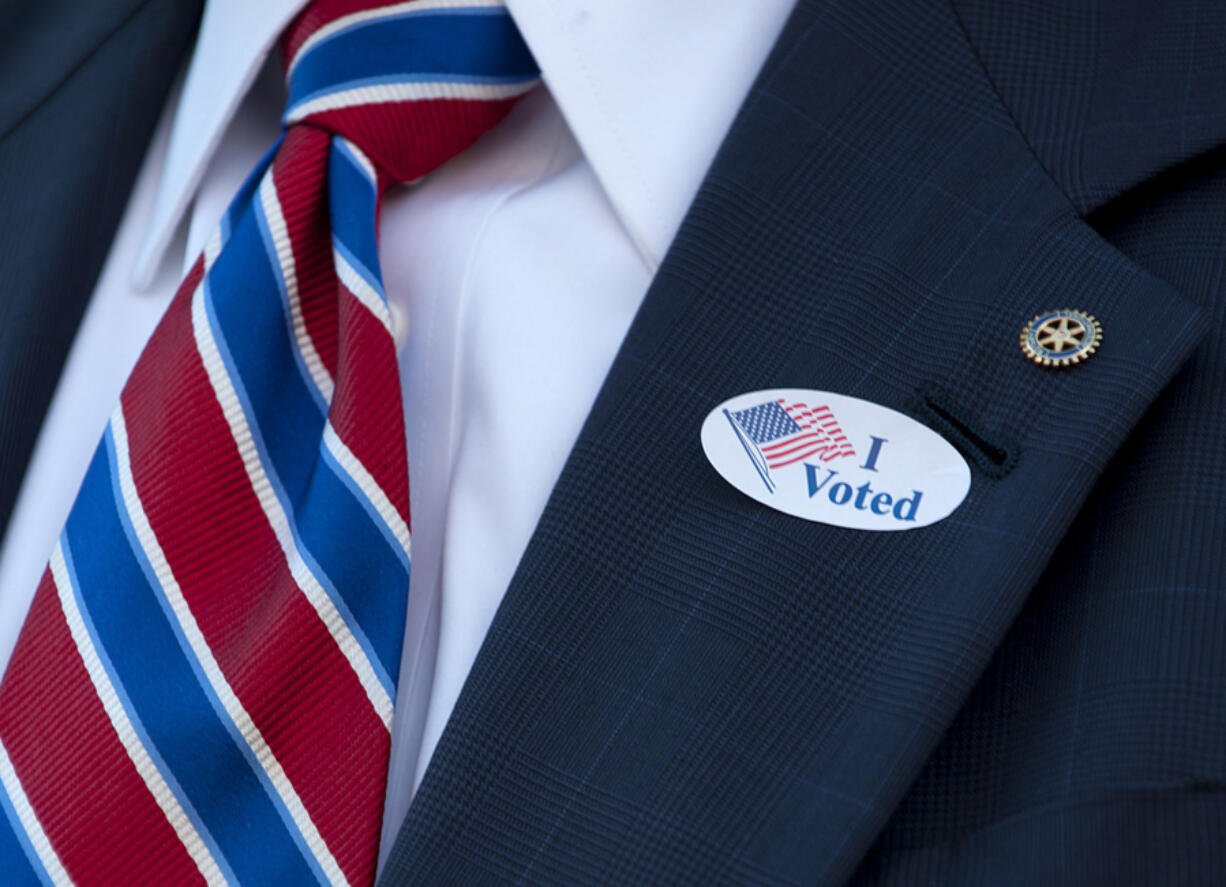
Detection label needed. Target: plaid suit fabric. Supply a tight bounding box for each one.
[381,0,1222,884]
[0,0,203,555]
[956,0,1226,216]
[854,2,1226,883]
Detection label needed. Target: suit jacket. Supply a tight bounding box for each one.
[2,0,1223,884]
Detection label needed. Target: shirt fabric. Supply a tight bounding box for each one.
[0,0,793,866]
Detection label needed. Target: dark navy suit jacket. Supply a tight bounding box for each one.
[1,0,1223,883]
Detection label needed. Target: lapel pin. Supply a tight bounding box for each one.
[1021,308,1101,366]
[701,389,971,530]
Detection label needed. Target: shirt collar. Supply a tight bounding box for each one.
[133,0,303,287]
[505,0,794,270]
[134,0,794,285]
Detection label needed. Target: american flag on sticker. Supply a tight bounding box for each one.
[723,399,856,493]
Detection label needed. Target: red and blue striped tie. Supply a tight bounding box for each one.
[0,2,537,883]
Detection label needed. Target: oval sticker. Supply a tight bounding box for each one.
[701,389,970,530]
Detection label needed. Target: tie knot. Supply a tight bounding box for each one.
[281,0,539,184]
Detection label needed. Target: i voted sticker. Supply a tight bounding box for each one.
[701,389,970,530]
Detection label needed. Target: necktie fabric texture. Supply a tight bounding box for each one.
[0,2,538,883]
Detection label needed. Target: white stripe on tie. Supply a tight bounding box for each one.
[110,364,349,887]
[323,422,412,564]
[49,541,228,886]
[203,224,223,272]
[259,171,336,406]
[285,78,538,124]
[287,0,508,76]
[190,283,394,734]
[0,737,75,886]
[335,137,378,188]
[334,246,393,335]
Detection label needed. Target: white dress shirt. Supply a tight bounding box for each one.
[0,0,793,866]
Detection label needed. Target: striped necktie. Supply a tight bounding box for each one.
[0,2,537,884]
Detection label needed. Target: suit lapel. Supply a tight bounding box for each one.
[0,0,202,541]
[381,0,1207,882]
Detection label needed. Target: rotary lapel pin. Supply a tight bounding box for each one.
[1021,308,1101,367]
